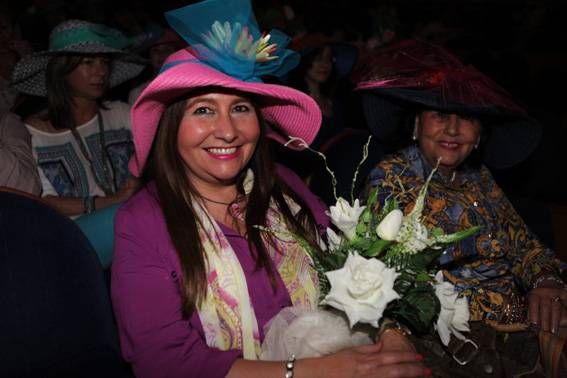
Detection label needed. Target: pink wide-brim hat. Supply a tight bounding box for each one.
[129,48,322,176]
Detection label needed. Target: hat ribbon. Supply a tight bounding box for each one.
[50,23,133,51]
[159,56,263,83]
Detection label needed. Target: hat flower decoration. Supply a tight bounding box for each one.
[163,0,299,82]
[260,138,480,359]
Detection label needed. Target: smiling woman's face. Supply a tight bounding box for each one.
[176,91,260,191]
[416,110,481,174]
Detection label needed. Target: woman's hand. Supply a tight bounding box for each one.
[117,176,140,199]
[528,280,567,334]
[319,342,428,378]
[110,176,140,203]
[94,177,141,211]
[379,328,417,353]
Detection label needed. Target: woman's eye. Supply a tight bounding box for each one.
[193,106,213,115]
[233,104,251,113]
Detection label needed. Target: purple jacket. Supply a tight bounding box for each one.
[111,165,328,378]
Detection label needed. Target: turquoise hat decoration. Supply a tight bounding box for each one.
[164,0,299,82]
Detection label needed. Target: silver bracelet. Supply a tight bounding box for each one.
[285,354,295,378]
[532,275,567,290]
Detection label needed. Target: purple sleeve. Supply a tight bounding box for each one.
[111,196,241,378]
[276,164,329,232]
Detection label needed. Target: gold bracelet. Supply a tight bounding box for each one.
[378,320,410,338]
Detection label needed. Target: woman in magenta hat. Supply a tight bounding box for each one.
[110,1,428,377]
[355,39,566,376]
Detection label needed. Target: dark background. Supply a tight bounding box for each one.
[6,0,567,252]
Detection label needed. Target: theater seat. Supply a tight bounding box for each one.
[0,191,131,377]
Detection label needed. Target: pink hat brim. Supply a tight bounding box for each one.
[129,49,322,176]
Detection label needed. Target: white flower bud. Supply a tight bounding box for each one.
[375,209,403,241]
[327,198,366,241]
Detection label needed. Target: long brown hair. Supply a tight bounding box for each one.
[143,87,323,317]
[45,54,109,130]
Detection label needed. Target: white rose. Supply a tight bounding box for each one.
[326,227,343,252]
[327,198,366,240]
[434,271,470,346]
[322,252,400,328]
[376,209,403,241]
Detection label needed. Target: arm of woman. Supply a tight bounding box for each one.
[489,176,565,332]
[0,113,42,195]
[111,201,243,378]
[42,177,139,216]
[228,342,426,378]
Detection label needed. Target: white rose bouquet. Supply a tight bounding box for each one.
[260,139,480,360]
[312,163,479,342]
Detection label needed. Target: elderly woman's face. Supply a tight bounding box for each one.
[177,91,260,190]
[416,110,481,174]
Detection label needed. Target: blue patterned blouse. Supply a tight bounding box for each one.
[365,145,563,321]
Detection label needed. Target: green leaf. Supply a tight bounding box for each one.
[430,227,444,238]
[355,188,379,237]
[388,285,440,334]
[349,238,373,251]
[365,187,379,209]
[434,225,481,244]
[365,239,393,257]
[405,248,443,271]
[393,272,416,295]
[415,272,433,282]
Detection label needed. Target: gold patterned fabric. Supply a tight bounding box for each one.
[364,145,563,321]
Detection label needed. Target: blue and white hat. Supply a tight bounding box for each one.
[12,19,146,97]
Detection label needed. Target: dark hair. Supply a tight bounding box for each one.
[288,45,338,98]
[143,87,323,317]
[45,54,109,130]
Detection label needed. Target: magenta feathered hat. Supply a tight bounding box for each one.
[129,0,322,176]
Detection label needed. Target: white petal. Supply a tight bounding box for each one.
[436,317,452,346]
[376,209,403,241]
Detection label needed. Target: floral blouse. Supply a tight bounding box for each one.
[365,145,563,321]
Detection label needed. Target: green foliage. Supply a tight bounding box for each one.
[388,285,440,334]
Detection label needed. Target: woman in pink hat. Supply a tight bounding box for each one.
[111,1,428,377]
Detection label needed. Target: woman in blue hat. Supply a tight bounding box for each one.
[12,19,145,218]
